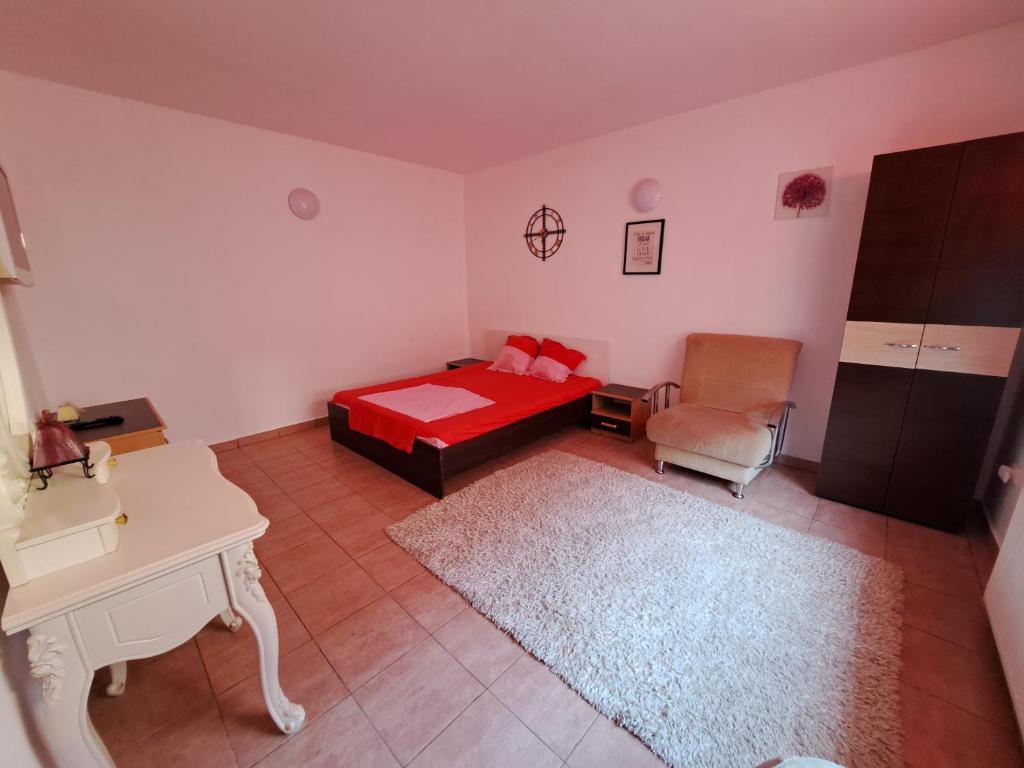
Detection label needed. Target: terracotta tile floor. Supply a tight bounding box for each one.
[87,425,1023,768]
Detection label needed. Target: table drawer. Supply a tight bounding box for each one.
[106,430,168,455]
[75,555,229,666]
[590,414,631,438]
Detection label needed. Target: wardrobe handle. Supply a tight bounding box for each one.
[922,344,961,351]
[884,342,919,348]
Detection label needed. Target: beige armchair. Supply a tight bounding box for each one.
[644,333,802,499]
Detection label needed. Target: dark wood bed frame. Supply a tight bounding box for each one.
[327,396,591,497]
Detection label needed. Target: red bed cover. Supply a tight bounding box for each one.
[333,362,601,452]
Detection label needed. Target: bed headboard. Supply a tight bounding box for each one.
[479,329,610,384]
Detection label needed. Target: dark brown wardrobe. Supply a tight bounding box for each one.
[816,131,1024,530]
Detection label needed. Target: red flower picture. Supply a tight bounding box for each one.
[782,173,827,215]
[775,166,832,220]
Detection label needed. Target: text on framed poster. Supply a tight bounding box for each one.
[622,219,665,275]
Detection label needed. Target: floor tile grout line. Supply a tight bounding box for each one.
[356,548,425,595]
[311,576,456,695]
[564,713,602,767]
[218,640,352,767]
[247,690,357,768]
[195,629,245,699]
[207,631,317,702]
[220,429,1021,767]
[348,689,406,766]
[313,592,512,753]
[899,643,1018,732]
[424,608,523,688]
[344,633,458,765]
[332,620,434,696]
[901,615,999,659]
[262,545,355,596]
[97,639,222,761]
[882,552,986,600]
[401,687,491,766]
[902,679,1023,735]
[255,466,396,590]
[486,658,598,763]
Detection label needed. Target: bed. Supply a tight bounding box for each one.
[327,331,608,497]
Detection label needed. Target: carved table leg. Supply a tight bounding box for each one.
[222,541,305,734]
[28,615,114,768]
[219,608,243,632]
[106,661,127,697]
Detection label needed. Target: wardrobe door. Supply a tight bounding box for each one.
[927,132,1024,328]
[882,130,1024,529]
[845,143,963,324]
[816,363,915,510]
[883,370,1006,530]
[817,142,961,509]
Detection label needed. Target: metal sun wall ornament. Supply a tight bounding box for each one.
[523,205,565,261]
[775,166,833,219]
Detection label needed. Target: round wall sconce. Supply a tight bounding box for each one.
[631,178,662,213]
[288,188,320,220]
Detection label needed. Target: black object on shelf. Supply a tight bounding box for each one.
[69,415,125,431]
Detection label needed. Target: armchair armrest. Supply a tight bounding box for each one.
[761,400,796,466]
[767,400,796,428]
[641,381,680,414]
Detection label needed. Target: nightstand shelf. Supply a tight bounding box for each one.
[70,398,167,456]
[446,357,486,370]
[590,384,650,442]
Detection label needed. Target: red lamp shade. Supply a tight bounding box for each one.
[31,410,90,473]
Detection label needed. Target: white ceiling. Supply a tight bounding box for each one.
[0,1,1021,171]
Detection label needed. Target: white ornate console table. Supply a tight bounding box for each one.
[1,440,304,767]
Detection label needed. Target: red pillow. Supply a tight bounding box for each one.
[529,338,587,382]
[538,338,586,370]
[506,335,540,357]
[488,334,540,375]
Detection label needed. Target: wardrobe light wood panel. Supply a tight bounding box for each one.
[916,325,1021,378]
[839,321,923,368]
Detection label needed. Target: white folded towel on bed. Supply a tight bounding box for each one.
[357,384,495,423]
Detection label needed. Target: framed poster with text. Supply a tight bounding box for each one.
[622,219,664,275]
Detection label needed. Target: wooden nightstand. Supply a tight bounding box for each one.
[446,357,486,370]
[70,398,168,455]
[590,384,650,442]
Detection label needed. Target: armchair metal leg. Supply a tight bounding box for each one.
[730,482,745,499]
[655,460,665,475]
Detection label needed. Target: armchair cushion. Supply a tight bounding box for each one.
[646,403,772,468]
[681,334,801,421]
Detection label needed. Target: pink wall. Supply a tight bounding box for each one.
[0,72,469,444]
[464,22,1024,462]
[2,24,1023,458]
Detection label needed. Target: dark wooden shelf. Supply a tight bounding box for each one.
[590,384,650,442]
[70,398,168,455]
[446,357,486,370]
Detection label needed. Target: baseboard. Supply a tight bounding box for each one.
[776,454,820,473]
[209,416,329,453]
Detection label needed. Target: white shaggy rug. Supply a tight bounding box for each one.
[386,452,903,768]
